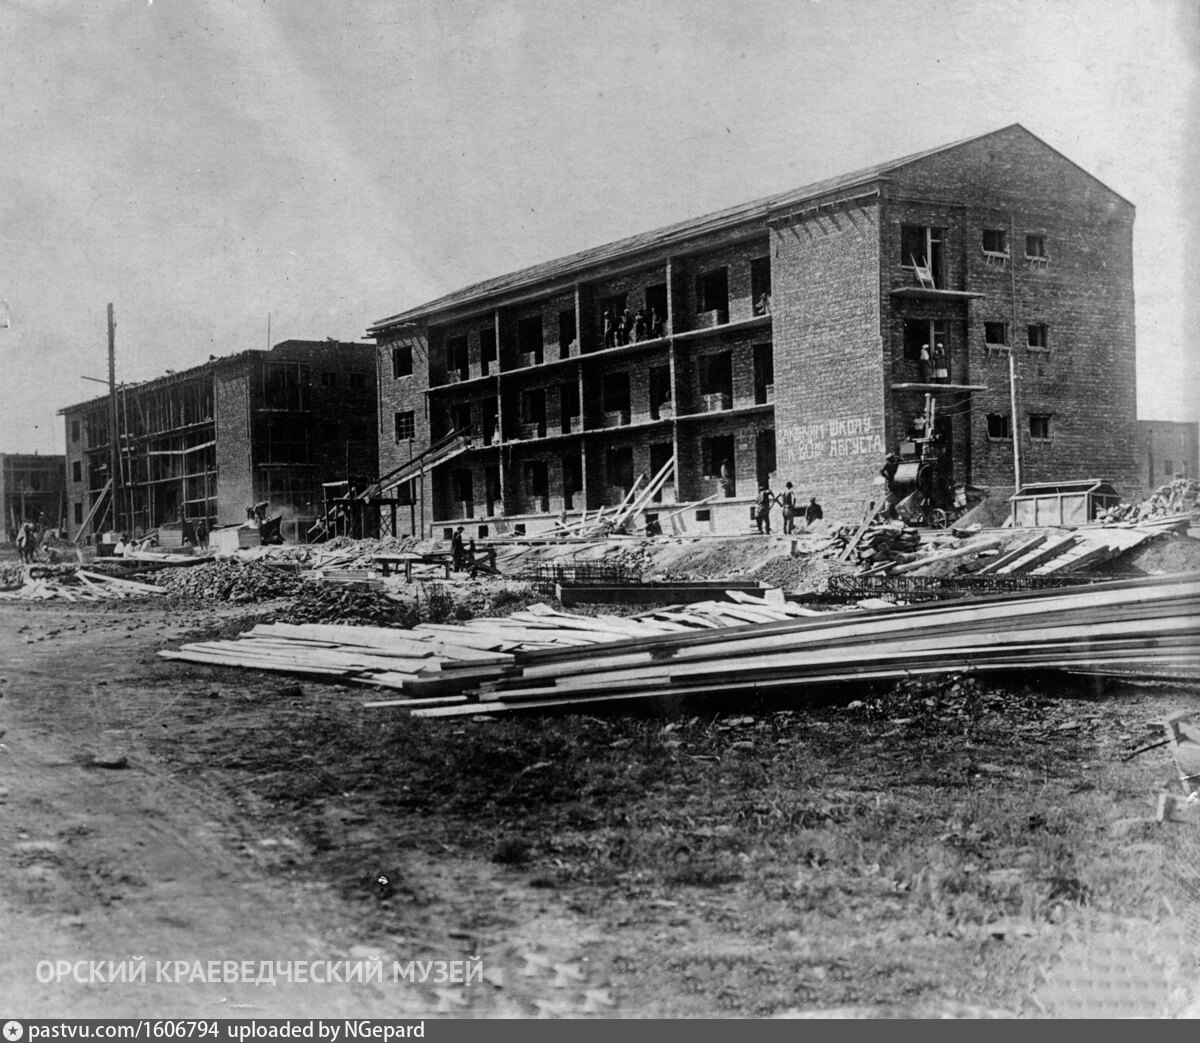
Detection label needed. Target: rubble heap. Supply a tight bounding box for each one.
[1099,478,1200,524]
[154,558,302,603]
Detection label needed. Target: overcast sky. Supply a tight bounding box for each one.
[1,0,1196,454]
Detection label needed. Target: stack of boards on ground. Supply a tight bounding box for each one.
[159,573,1200,718]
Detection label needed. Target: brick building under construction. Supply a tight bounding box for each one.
[369,123,1138,537]
[61,340,377,543]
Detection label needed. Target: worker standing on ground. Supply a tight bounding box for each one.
[196,519,209,550]
[805,497,824,528]
[450,525,466,572]
[780,482,797,534]
[16,522,38,564]
[755,485,774,534]
[879,454,901,520]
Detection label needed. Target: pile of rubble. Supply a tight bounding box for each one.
[273,585,421,627]
[154,558,302,603]
[827,520,924,569]
[1099,478,1200,525]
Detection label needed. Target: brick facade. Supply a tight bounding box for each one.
[370,125,1139,537]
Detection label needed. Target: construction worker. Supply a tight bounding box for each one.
[879,454,901,520]
[780,482,797,534]
[755,485,774,534]
[450,526,466,572]
[805,497,824,527]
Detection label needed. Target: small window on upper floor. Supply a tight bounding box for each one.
[394,410,415,442]
[750,257,772,315]
[320,371,338,388]
[1028,414,1052,441]
[982,229,1008,256]
[986,414,1010,440]
[70,420,81,442]
[1025,234,1048,259]
[1027,324,1049,351]
[901,225,945,287]
[984,322,1009,347]
[392,344,413,378]
[72,461,82,483]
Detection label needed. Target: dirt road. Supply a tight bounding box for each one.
[2,595,1198,1018]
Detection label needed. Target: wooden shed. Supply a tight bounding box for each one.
[1009,480,1122,527]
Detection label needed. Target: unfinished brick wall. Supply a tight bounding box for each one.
[886,125,1138,497]
[770,198,886,519]
[213,366,253,526]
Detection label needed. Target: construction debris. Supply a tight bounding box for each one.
[158,573,1199,718]
[0,564,165,602]
[153,558,303,602]
[1099,478,1200,526]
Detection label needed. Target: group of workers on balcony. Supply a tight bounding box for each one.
[601,307,666,348]
[918,342,950,384]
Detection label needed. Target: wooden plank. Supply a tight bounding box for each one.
[837,501,879,562]
[996,535,1078,575]
[974,532,1050,574]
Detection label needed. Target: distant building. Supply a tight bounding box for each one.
[60,341,378,543]
[369,124,1138,537]
[0,453,66,539]
[1136,420,1199,491]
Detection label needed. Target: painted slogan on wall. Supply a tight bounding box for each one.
[779,415,885,463]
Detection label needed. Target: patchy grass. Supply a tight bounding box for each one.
[145,668,1200,1016]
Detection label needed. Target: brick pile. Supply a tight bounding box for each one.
[155,559,302,603]
[1099,478,1200,524]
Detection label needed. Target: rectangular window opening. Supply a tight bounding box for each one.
[1028,414,1052,441]
[902,319,948,364]
[644,284,668,338]
[900,225,945,287]
[1025,234,1048,259]
[699,352,733,408]
[605,446,635,495]
[753,343,774,405]
[602,371,631,417]
[1027,324,1049,350]
[480,328,496,376]
[701,434,735,483]
[558,309,576,358]
[751,257,772,315]
[72,461,82,483]
[517,316,544,365]
[649,365,672,418]
[986,414,1011,440]
[394,410,415,442]
[984,322,1009,347]
[982,229,1009,256]
[696,268,729,321]
[446,335,469,381]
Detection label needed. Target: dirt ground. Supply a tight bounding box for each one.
[2,556,1200,1018]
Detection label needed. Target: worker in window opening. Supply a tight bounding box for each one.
[196,519,209,550]
[649,308,663,339]
[719,459,735,499]
[633,308,647,343]
[755,292,771,316]
[805,497,824,528]
[919,343,932,383]
[780,482,797,534]
[450,526,466,572]
[754,485,774,534]
[602,309,615,348]
[933,341,949,383]
[619,309,633,346]
[879,454,901,520]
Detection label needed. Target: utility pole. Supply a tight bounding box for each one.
[1009,351,1022,523]
[107,303,120,535]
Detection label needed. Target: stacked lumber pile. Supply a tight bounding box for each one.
[158,590,813,699]
[158,574,1199,718]
[0,565,165,602]
[1098,478,1200,527]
